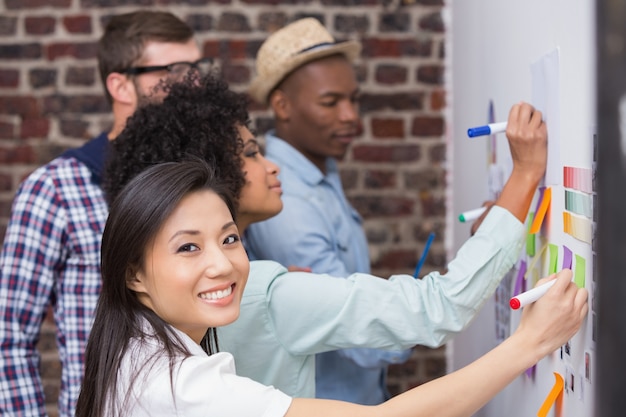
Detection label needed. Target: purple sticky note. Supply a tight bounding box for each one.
[514,260,527,296]
[562,245,573,269]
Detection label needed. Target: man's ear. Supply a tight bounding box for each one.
[269,89,291,121]
[106,72,135,106]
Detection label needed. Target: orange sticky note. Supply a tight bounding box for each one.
[537,372,564,417]
[530,187,552,234]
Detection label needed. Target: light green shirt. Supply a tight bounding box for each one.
[217,205,525,398]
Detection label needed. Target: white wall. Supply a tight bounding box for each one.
[447,1,596,416]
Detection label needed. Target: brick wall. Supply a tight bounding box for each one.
[0,0,447,415]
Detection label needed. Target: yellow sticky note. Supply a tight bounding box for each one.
[537,372,564,417]
[530,187,552,234]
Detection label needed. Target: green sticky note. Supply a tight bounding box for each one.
[575,254,586,288]
[548,243,558,274]
[526,213,536,256]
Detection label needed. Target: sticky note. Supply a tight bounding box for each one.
[575,254,586,288]
[526,212,536,256]
[537,372,564,417]
[530,187,551,234]
[548,243,558,274]
[562,245,573,269]
[526,242,548,286]
[514,260,527,296]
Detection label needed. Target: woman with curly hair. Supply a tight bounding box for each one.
[85,72,587,415]
[78,157,586,417]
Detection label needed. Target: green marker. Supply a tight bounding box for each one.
[458,206,487,223]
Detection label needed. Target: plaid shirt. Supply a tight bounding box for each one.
[0,134,108,417]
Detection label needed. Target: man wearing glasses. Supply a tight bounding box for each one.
[0,10,211,417]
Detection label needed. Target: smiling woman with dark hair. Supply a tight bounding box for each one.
[77,157,586,417]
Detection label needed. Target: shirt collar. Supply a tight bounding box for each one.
[265,131,338,186]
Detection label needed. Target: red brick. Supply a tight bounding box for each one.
[43,94,109,114]
[0,173,11,191]
[375,64,408,85]
[0,145,36,164]
[257,11,288,32]
[202,40,220,58]
[0,200,12,218]
[430,89,445,111]
[20,118,50,139]
[419,11,445,33]
[364,170,397,188]
[362,37,432,58]
[5,0,71,8]
[226,40,256,59]
[0,96,40,117]
[334,14,370,33]
[221,64,250,84]
[351,195,415,218]
[0,16,18,36]
[217,12,251,32]
[371,118,405,138]
[352,144,420,162]
[24,17,56,35]
[410,0,444,5]
[416,64,444,85]
[60,118,90,138]
[65,67,96,86]
[186,14,214,32]
[46,42,98,60]
[360,92,424,112]
[0,44,42,59]
[322,0,379,5]
[429,143,446,163]
[63,15,92,34]
[411,116,444,137]
[29,69,57,89]
[339,168,358,190]
[0,70,19,88]
[0,121,15,139]
[404,168,446,190]
[379,12,411,32]
[242,0,298,4]
[372,248,418,270]
[419,190,445,217]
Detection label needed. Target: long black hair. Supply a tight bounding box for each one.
[76,160,237,417]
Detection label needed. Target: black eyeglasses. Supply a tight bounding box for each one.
[118,57,213,79]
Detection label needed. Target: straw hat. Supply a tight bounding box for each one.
[249,18,362,104]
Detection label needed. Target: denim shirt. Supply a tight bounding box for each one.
[244,133,419,403]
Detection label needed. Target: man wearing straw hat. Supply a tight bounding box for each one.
[244,17,415,405]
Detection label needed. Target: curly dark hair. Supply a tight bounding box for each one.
[103,71,249,208]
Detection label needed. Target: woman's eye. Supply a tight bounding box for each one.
[177,243,200,253]
[224,234,240,245]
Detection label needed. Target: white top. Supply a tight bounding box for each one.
[110,321,293,416]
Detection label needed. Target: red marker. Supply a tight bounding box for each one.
[509,279,557,310]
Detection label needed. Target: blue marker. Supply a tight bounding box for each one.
[413,232,435,278]
[467,121,507,138]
